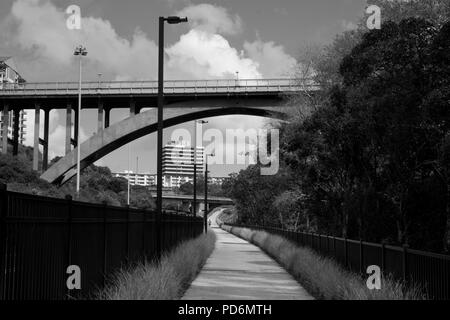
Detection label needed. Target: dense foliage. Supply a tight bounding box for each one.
[227,0,450,253]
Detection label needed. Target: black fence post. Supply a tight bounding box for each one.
[142,211,146,265]
[326,235,329,254]
[344,237,348,268]
[402,245,409,283]
[0,184,8,300]
[333,236,336,258]
[126,206,130,261]
[318,234,321,253]
[102,201,108,287]
[65,195,73,299]
[359,240,364,274]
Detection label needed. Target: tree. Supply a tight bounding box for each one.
[228,11,450,252]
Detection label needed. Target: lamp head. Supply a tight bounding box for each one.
[166,16,188,24]
[74,45,88,56]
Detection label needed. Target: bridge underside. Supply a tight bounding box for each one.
[40,106,287,186]
[0,94,285,110]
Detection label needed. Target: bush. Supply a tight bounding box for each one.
[96,232,216,300]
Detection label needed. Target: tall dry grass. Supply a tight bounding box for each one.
[224,226,425,300]
[96,232,216,300]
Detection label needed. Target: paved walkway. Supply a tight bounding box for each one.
[182,210,313,300]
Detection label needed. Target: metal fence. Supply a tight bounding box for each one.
[225,223,450,300]
[0,187,204,300]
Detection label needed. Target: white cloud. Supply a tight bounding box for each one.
[9,0,159,81]
[244,39,298,78]
[166,29,261,79]
[176,3,242,35]
[7,0,296,82]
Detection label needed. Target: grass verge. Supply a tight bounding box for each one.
[221,225,425,300]
[96,232,216,300]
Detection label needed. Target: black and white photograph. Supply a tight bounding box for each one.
[0,0,449,312]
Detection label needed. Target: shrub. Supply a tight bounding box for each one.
[97,232,216,300]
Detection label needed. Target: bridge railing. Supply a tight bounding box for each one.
[0,185,203,300]
[0,78,316,96]
[224,223,450,300]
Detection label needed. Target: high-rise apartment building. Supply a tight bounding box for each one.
[162,140,204,177]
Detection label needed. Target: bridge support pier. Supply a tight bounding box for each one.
[1,104,9,155]
[42,109,50,171]
[66,103,72,155]
[105,107,110,129]
[12,109,20,156]
[98,100,104,132]
[130,100,136,116]
[33,104,40,171]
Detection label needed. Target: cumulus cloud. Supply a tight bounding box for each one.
[244,39,298,78]
[176,3,242,35]
[6,0,296,82]
[8,0,159,81]
[167,29,261,79]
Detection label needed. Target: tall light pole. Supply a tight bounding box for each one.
[193,120,207,216]
[127,145,131,206]
[204,153,214,233]
[74,45,87,198]
[157,16,188,260]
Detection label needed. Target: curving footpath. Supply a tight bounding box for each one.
[182,210,314,300]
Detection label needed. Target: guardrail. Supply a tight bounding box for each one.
[0,185,203,300]
[0,78,316,96]
[225,223,450,300]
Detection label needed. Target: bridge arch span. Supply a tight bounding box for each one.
[41,106,286,185]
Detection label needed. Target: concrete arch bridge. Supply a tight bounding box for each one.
[0,78,317,185]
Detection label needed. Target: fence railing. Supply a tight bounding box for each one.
[0,186,204,300]
[0,78,317,96]
[225,223,450,300]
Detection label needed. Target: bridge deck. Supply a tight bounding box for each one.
[0,78,316,110]
[0,78,313,96]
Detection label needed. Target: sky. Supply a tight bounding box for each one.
[0,0,368,176]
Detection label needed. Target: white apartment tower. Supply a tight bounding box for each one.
[162,140,204,178]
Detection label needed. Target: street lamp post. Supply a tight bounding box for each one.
[74,45,87,199]
[127,145,131,206]
[157,16,188,260]
[193,120,207,217]
[204,153,214,233]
